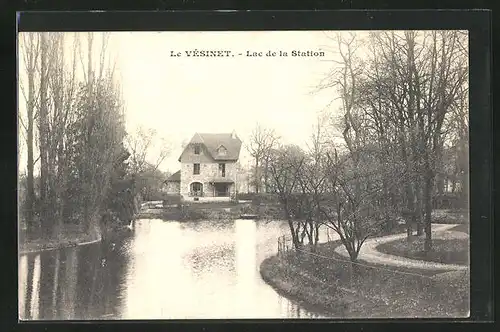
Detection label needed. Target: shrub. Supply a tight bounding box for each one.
[240,204,258,215]
[179,206,209,220]
[236,192,257,201]
[178,205,236,221]
[162,194,182,206]
[431,209,469,224]
[252,193,281,205]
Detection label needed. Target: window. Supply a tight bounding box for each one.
[218,145,227,155]
[193,163,200,175]
[219,163,226,177]
[194,145,200,155]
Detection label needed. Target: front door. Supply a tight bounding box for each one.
[190,182,203,196]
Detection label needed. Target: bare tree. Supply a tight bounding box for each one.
[296,154,329,250]
[37,32,51,236]
[125,126,171,175]
[246,123,280,193]
[124,126,171,200]
[44,32,79,238]
[318,31,468,252]
[19,32,41,237]
[267,144,305,250]
[296,117,333,249]
[418,31,468,251]
[317,149,392,266]
[20,32,127,241]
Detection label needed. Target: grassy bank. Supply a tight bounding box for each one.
[135,208,182,220]
[376,223,469,265]
[134,201,285,222]
[260,252,384,318]
[19,224,101,254]
[19,215,137,254]
[431,209,469,224]
[136,205,239,221]
[377,237,469,265]
[260,241,469,318]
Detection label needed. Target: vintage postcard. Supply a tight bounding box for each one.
[18,29,470,320]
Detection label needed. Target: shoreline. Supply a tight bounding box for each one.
[259,240,469,318]
[259,240,392,319]
[259,254,351,318]
[19,235,102,255]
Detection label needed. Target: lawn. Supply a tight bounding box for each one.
[260,240,469,318]
[376,237,469,265]
[431,209,469,224]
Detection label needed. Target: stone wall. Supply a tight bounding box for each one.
[180,161,237,199]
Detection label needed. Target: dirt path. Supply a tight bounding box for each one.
[334,224,469,271]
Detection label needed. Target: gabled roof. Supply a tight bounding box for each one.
[179,132,243,161]
[165,170,181,182]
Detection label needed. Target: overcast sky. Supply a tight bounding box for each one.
[19,31,346,174]
[116,31,342,173]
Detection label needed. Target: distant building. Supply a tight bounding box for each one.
[163,170,181,194]
[165,131,243,202]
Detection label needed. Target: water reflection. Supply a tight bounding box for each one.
[235,219,257,317]
[19,219,329,320]
[18,255,27,319]
[123,220,198,319]
[19,234,132,320]
[30,255,40,319]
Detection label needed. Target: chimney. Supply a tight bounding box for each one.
[231,130,237,139]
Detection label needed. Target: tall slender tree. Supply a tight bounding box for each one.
[19,33,41,238]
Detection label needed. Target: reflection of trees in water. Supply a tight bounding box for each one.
[18,239,130,320]
[38,251,59,319]
[285,297,323,319]
[30,255,41,319]
[18,255,29,320]
[50,251,60,318]
[19,254,41,320]
[181,220,234,236]
[75,239,129,319]
[17,223,327,320]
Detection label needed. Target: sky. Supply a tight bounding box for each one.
[114,31,341,172]
[18,31,347,174]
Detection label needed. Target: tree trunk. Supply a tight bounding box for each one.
[459,138,469,209]
[289,222,300,250]
[461,165,469,209]
[423,156,433,252]
[314,222,320,245]
[415,175,424,236]
[254,157,259,194]
[306,220,314,246]
[264,157,269,193]
[349,248,360,280]
[403,150,416,238]
[26,68,36,239]
[381,177,394,233]
[53,145,67,239]
[435,140,445,195]
[39,32,51,238]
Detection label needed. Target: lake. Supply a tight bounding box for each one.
[19,218,335,320]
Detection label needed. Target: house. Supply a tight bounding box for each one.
[165,131,243,202]
[163,170,181,194]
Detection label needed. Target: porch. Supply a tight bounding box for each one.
[186,179,234,201]
[208,178,234,198]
